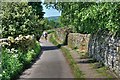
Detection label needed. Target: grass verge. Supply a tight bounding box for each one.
[49,33,83,78]
[49,31,117,78]
[61,47,83,78]
[91,62,114,78]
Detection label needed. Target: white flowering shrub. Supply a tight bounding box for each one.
[2,48,23,80]
[1,35,41,80]
[2,3,43,39]
[1,35,36,53]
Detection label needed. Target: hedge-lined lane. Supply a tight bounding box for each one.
[18,39,74,78]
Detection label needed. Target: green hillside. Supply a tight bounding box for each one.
[47,16,60,22]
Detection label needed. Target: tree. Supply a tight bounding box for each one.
[43,18,60,30]
[28,2,45,19]
[2,2,44,40]
[44,2,120,34]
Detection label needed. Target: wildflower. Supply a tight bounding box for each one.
[13,54,18,58]
[8,36,15,43]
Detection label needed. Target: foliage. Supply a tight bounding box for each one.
[43,18,60,30]
[1,2,43,80]
[44,2,120,34]
[28,2,44,19]
[47,29,55,34]
[2,48,23,80]
[49,33,58,46]
[91,63,114,78]
[2,2,44,39]
[1,35,41,80]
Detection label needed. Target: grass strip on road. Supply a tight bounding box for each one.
[49,33,84,78]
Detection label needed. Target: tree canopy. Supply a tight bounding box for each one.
[44,2,120,34]
[2,2,44,39]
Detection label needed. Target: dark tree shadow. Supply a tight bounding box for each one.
[42,46,59,51]
[77,58,97,64]
[41,43,65,51]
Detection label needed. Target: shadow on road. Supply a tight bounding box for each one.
[41,43,65,51]
[77,58,96,64]
[42,46,59,51]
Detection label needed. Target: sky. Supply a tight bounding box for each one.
[42,3,61,17]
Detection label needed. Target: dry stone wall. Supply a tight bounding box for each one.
[55,28,71,44]
[55,28,120,77]
[88,30,120,77]
[68,33,90,53]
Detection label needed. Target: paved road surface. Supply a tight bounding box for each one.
[18,40,73,79]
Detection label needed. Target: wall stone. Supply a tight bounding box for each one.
[55,28,90,53]
[55,28,120,77]
[68,33,90,53]
[55,28,71,44]
[88,30,120,77]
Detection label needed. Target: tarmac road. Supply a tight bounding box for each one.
[18,40,73,79]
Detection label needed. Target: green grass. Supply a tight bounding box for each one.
[97,67,113,78]
[61,47,84,78]
[79,52,89,59]
[49,33,84,78]
[49,34,59,46]
[2,41,41,80]
[91,62,114,78]
[47,29,55,34]
[49,33,62,48]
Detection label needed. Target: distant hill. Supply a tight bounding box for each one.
[46,16,60,22]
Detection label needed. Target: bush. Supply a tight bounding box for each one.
[1,35,41,80]
[2,48,23,80]
[2,2,44,39]
[7,35,36,52]
[47,30,55,34]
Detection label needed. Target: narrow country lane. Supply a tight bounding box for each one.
[18,39,74,79]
